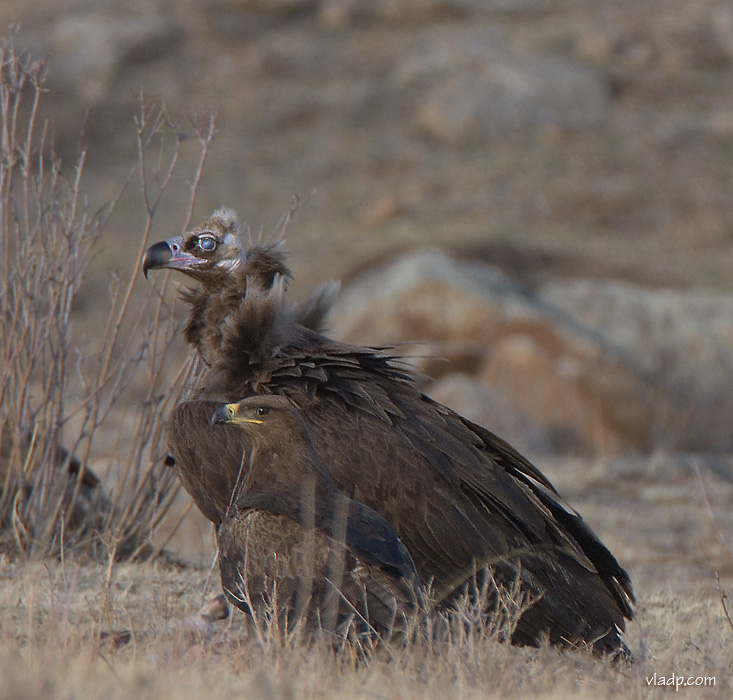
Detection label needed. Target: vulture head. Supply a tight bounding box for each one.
[142,208,291,290]
[141,208,322,363]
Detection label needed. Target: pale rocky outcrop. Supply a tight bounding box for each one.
[331,250,732,454]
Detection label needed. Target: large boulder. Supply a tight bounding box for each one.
[331,249,731,454]
[537,278,733,452]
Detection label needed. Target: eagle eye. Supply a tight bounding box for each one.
[256,406,270,417]
[197,234,217,252]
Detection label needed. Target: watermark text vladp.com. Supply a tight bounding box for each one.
[645,673,716,691]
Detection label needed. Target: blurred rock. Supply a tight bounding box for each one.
[331,250,653,453]
[331,249,733,455]
[0,424,110,554]
[358,193,402,229]
[538,280,733,391]
[319,0,545,26]
[711,4,733,62]
[538,279,733,451]
[47,13,178,103]
[476,327,653,455]
[396,26,609,144]
[222,0,317,11]
[332,248,530,346]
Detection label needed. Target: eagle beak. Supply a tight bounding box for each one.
[210,403,263,426]
[142,236,205,278]
[210,404,235,425]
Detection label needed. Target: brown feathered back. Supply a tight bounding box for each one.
[173,284,634,657]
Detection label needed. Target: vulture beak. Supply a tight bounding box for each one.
[210,403,264,426]
[142,236,205,278]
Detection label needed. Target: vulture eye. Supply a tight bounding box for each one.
[197,235,217,252]
[256,406,270,417]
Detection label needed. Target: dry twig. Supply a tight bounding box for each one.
[0,33,216,560]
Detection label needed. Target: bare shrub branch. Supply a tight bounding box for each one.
[0,33,216,560]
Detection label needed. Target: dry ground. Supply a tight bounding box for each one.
[2,452,732,699]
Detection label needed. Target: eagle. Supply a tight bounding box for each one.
[142,209,634,657]
[209,394,421,641]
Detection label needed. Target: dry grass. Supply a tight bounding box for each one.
[2,451,733,698]
[0,548,730,700]
[4,450,733,698]
[0,33,218,560]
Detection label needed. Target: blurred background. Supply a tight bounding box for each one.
[7,0,733,289]
[3,0,732,566]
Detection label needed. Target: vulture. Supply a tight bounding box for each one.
[142,209,634,658]
[209,394,421,641]
[143,208,336,523]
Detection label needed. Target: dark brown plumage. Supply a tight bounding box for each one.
[143,210,634,657]
[142,208,336,522]
[210,394,421,641]
[142,208,335,366]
